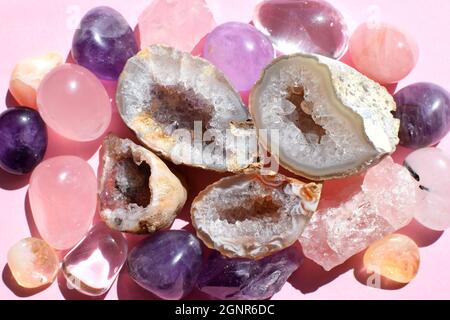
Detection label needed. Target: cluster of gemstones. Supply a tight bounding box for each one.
[2,0,450,299]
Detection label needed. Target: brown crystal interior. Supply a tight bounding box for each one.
[286,86,326,144]
[216,178,285,224]
[100,157,152,210]
[148,84,213,134]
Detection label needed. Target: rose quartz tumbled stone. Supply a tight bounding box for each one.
[37,64,111,142]
[138,0,216,52]
[29,156,97,250]
[349,22,419,84]
[9,53,62,108]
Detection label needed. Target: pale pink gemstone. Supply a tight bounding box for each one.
[300,157,421,271]
[405,148,450,231]
[7,237,59,289]
[62,222,127,296]
[138,0,216,52]
[29,156,97,250]
[9,53,63,108]
[349,22,419,84]
[37,64,112,142]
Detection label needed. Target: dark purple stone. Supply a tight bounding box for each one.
[72,6,138,80]
[197,246,302,300]
[394,82,450,149]
[0,107,47,175]
[127,230,203,300]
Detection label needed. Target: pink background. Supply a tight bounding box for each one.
[1,0,450,300]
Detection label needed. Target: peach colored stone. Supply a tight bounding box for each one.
[9,53,62,108]
[29,156,97,250]
[300,157,421,271]
[7,238,59,288]
[349,22,419,84]
[138,0,216,52]
[363,234,420,284]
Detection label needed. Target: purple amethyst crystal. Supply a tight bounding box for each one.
[0,107,47,175]
[127,230,203,300]
[72,6,138,80]
[197,246,303,300]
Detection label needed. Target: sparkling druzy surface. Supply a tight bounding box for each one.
[37,64,111,142]
[300,157,420,271]
[128,230,203,300]
[29,156,97,250]
[363,234,420,284]
[0,107,47,175]
[349,22,419,84]
[394,83,450,148]
[9,53,62,108]
[197,246,302,300]
[62,222,128,296]
[72,6,138,80]
[202,22,274,92]
[138,0,215,53]
[7,238,59,289]
[253,0,348,58]
[405,148,450,230]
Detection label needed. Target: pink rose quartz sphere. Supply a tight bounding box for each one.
[349,23,419,84]
[7,237,59,288]
[37,64,111,142]
[29,156,97,250]
[404,148,450,231]
[9,53,62,108]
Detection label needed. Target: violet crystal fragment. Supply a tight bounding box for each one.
[197,246,302,300]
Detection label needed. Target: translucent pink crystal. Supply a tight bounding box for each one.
[62,222,127,296]
[299,157,420,271]
[138,0,216,53]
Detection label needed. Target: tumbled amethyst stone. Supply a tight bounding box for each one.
[197,246,302,300]
[127,230,203,300]
[0,107,47,175]
[72,6,138,80]
[394,82,450,148]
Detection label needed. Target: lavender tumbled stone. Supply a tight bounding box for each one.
[72,6,138,80]
[127,230,203,300]
[0,107,47,175]
[394,82,450,148]
[197,246,302,300]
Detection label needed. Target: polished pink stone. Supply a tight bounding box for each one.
[405,148,450,231]
[138,0,216,52]
[349,22,419,84]
[62,222,127,296]
[29,156,97,250]
[37,64,111,142]
[300,157,420,271]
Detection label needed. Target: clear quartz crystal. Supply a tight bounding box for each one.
[62,222,127,296]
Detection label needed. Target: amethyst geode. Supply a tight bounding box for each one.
[127,230,203,300]
[197,246,303,300]
[72,6,138,80]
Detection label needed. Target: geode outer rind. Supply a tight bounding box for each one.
[191,173,322,259]
[116,45,260,173]
[99,134,187,234]
[249,53,400,181]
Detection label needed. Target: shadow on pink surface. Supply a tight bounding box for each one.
[2,264,52,297]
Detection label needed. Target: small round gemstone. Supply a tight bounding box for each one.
[363,234,420,284]
[7,238,59,289]
[127,230,203,300]
[202,22,274,92]
[29,156,97,250]
[0,107,47,175]
[253,0,349,59]
[72,6,138,80]
[37,64,112,142]
[394,83,450,148]
[349,22,419,84]
[404,148,450,231]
